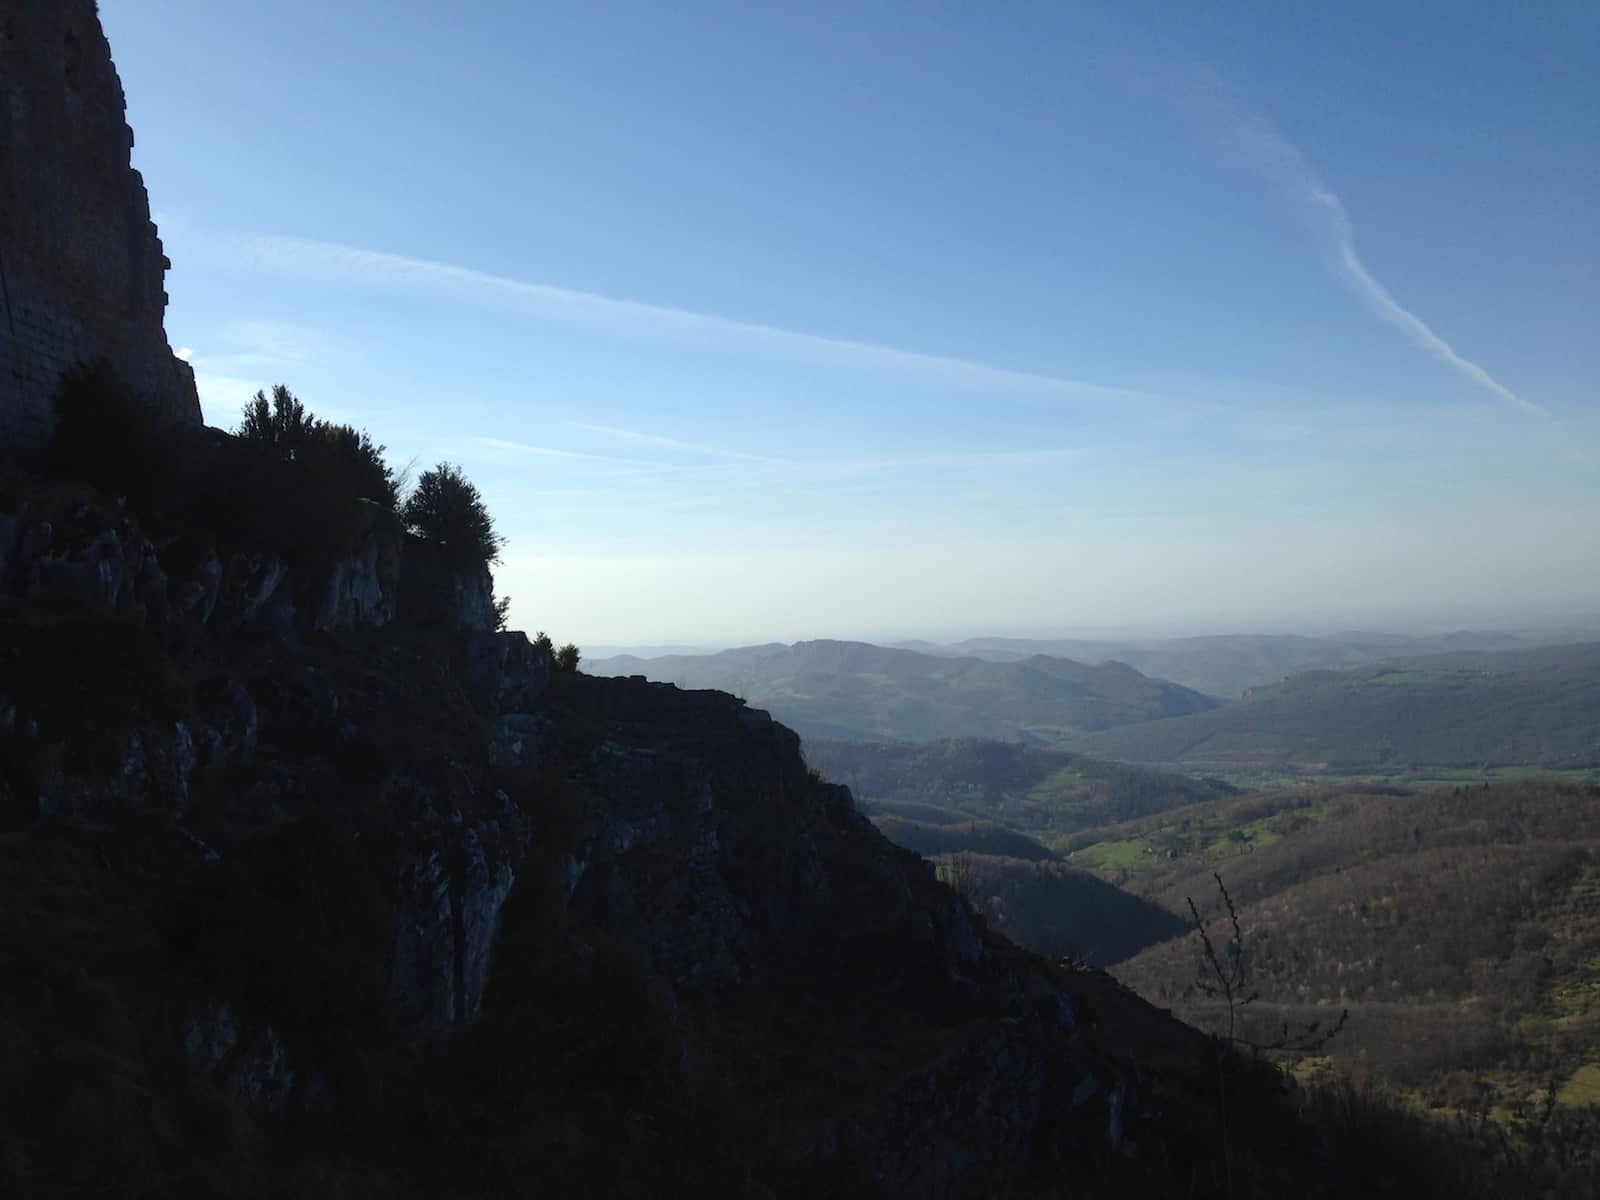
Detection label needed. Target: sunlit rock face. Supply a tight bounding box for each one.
[0,0,201,450]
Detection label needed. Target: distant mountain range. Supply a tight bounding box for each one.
[579,643,710,661]
[1074,642,1600,774]
[585,639,1219,745]
[892,631,1543,698]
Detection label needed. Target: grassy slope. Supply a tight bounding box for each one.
[587,640,1220,746]
[1071,643,1600,780]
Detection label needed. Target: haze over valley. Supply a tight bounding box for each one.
[590,631,1600,783]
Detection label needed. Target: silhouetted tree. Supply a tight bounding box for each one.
[402,462,505,567]
[235,384,397,512]
[303,422,399,509]
[238,384,315,460]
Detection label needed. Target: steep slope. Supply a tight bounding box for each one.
[0,461,1350,1199]
[11,455,1588,1196]
[961,854,1190,966]
[0,486,1087,1195]
[896,847,1189,967]
[1073,643,1600,777]
[588,639,1219,745]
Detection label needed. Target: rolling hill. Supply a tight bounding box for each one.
[897,631,1543,698]
[807,737,1232,967]
[587,639,1220,745]
[1069,781,1600,1113]
[806,735,1237,839]
[1071,642,1600,779]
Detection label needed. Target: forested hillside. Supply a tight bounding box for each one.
[1067,782,1600,1113]
[1073,643,1600,780]
[808,735,1236,838]
[897,631,1539,698]
[589,641,1219,745]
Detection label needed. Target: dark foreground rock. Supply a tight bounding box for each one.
[0,464,1330,1196]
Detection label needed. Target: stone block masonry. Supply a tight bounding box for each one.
[0,0,201,451]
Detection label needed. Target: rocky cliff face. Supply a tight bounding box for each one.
[0,487,403,642]
[0,0,201,449]
[0,455,1224,1195]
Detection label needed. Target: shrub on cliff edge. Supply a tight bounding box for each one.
[238,384,315,461]
[401,462,504,569]
[237,385,398,509]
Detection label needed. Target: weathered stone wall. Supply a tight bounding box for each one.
[0,0,200,451]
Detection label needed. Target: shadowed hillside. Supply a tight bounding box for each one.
[808,738,1231,968]
[938,853,1189,967]
[588,640,1219,746]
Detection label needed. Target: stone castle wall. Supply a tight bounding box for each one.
[0,0,200,451]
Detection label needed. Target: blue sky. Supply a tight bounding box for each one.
[102,1,1597,644]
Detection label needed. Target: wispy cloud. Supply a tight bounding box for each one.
[1147,65,1538,414]
[525,420,1096,474]
[474,436,712,474]
[219,318,332,366]
[474,429,1099,514]
[219,233,1147,407]
[824,446,1098,472]
[569,421,775,462]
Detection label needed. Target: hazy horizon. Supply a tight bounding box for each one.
[579,609,1600,661]
[102,2,1597,646]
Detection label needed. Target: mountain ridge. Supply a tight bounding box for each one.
[890,630,1551,697]
[1074,641,1600,776]
[587,637,1221,746]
